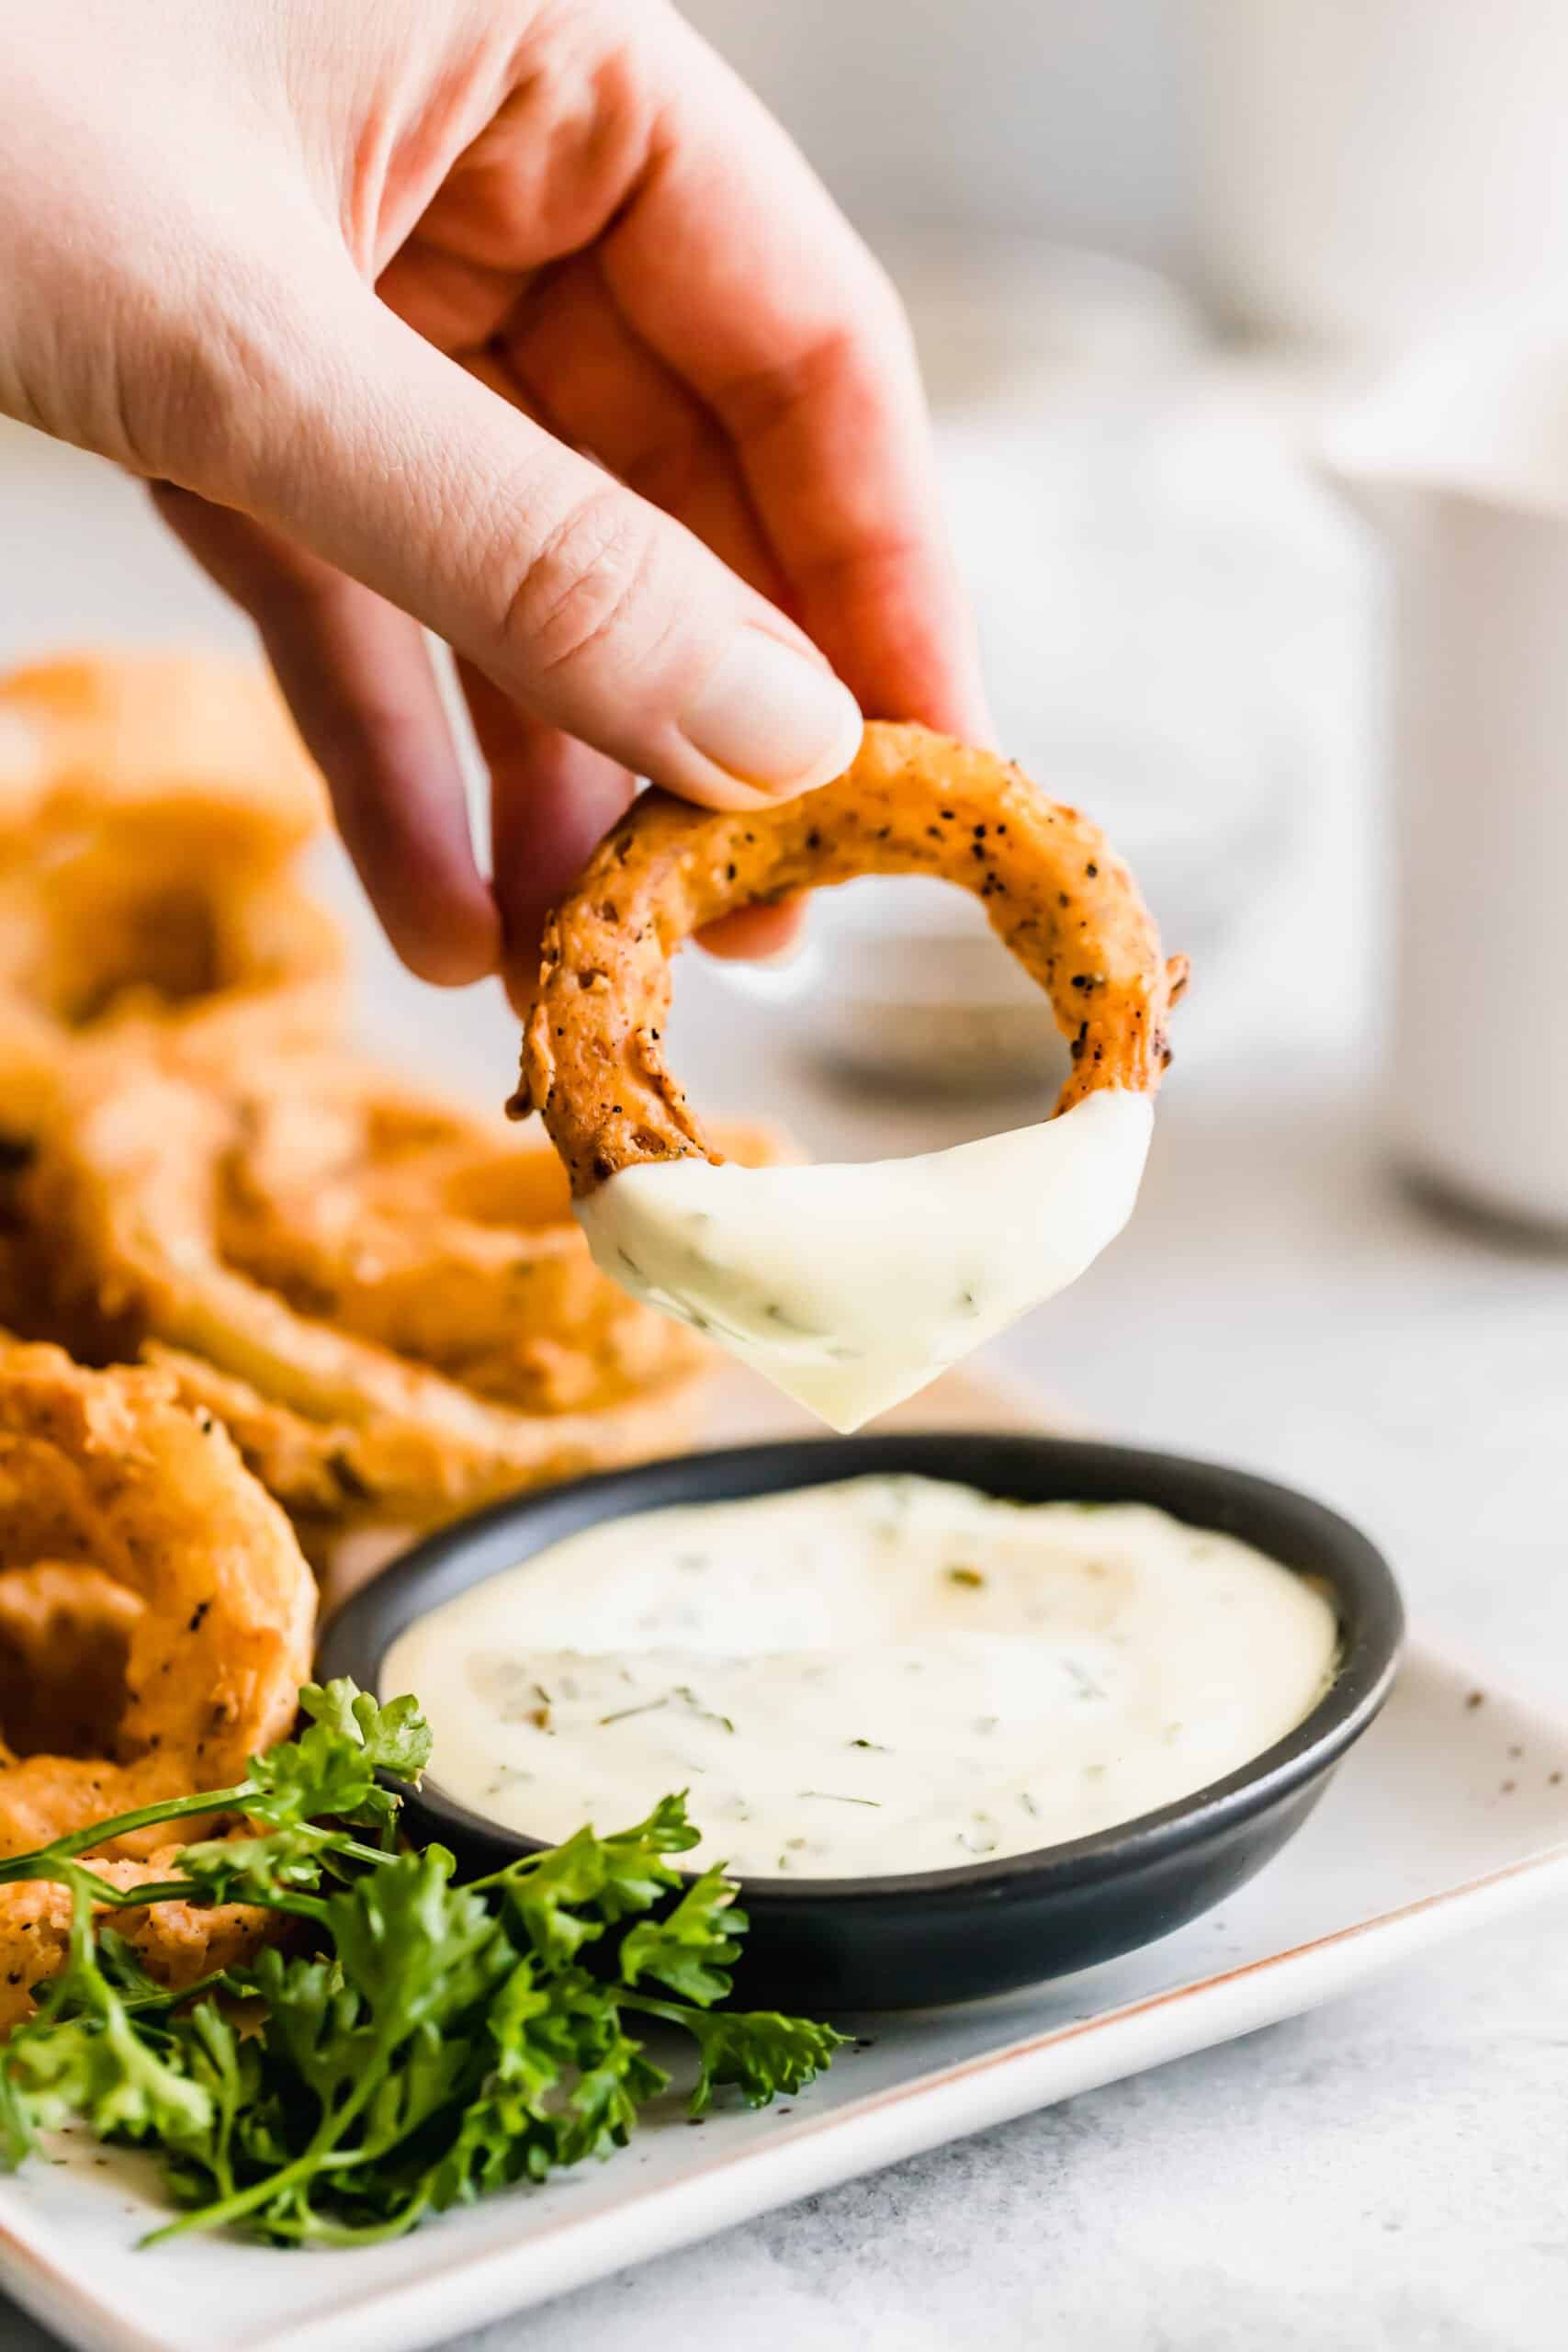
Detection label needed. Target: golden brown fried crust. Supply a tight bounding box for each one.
[0,1563,142,1758]
[147,1340,708,1529]
[0,869,345,1083]
[0,1845,275,2036]
[514,721,1188,1193]
[0,650,326,865]
[16,1057,778,1528]
[0,650,346,1092]
[0,1338,315,1860]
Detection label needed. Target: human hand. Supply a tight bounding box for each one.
[0,0,986,998]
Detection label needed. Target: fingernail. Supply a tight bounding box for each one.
[680,631,863,795]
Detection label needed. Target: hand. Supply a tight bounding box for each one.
[0,0,986,998]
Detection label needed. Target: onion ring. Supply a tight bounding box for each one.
[513,721,1188,1192]
[0,650,326,869]
[0,1850,276,2036]
[19,1055,780,1531]
[0,866,344,1076]
[0,1338,314,1860]
[0,1562,143,1760]
[0,650,345,1091]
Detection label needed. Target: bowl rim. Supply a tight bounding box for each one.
[319,1432,1404,1905]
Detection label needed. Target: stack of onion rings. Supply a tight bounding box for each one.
[516,721,1186,1189]
[19,1052,777,1549]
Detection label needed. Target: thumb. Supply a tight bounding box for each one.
[197,276,863,807]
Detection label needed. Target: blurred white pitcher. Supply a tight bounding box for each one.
[1327,330,1568,1228]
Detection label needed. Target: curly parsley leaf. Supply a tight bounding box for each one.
[0,1687,844,2245]
[619,1863,745,2005]
[625,1996,852,2118]
[495,1792,701,1965]
[0,1889,214,2161]
[243,1684,432,1835]
[174,1828,333,1909]
[297,1682,432,1779]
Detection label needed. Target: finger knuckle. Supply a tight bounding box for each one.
[499,488,664,683]
[720,280,915,447]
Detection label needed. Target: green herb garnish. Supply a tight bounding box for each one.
[0,1680,846,2246]
[597,1695,673,1727]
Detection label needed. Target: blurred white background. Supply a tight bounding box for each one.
[677,0,1380,1101]
[684,1,1195,266]
[689,1,1568,341]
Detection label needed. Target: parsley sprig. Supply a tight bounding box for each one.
[0,1682,846,2245]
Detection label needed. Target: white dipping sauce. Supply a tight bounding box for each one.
[576,1091,1153,1431]
[384,1475,1339,1880]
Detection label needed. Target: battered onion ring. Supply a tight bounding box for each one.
[0,865,344,1079]
[0,1339,314,1860]
[514,721,1188,1192]
[20,1056,780,1530]
[0,650,345,1093]
[0,1850,276,2036]
[0,1562,142,1760]
[0,650,326,868]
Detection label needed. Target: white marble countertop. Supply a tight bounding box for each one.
[1,425,1565,2352]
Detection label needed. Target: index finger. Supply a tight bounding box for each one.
[599,10,990,741]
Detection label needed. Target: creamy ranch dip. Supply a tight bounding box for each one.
[384,1476,1339,1880]
[576,1091,1153,1431]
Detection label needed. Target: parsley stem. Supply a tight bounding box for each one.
[618,1992,697,2025]
[331,1836,402,1870]
[142,2073,379,2245]
[0,1781,256,1882]
[143,2147,331,2245]
[141,1961,468,2245]
[119,1964,233,2015]
[73,1876,198,1910]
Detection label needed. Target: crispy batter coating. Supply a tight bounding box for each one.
[0,868,344,1080]
[0,650,345,1091]
[0,1562,142,1759]
[0,650,326,866]
[0,1851,275,2036]
[19,1056,780,1530]
[516,721,1188,1193]
[0,1339,314,1859]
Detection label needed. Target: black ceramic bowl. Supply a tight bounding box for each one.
[319,1434,1404,2012]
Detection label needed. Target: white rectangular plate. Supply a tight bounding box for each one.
[3,1394,1567,2352]
[2,1646,1563,2352]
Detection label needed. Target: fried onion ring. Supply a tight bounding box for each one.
[0,1562,143,1759]
[0,650,326,868]
[0,650,345,1091]
[0,865,345,1078]
[0,1849,276,2036]
[0,1338,314,1860]
[20,1056,780,1531]
[515,721,1188,1193]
